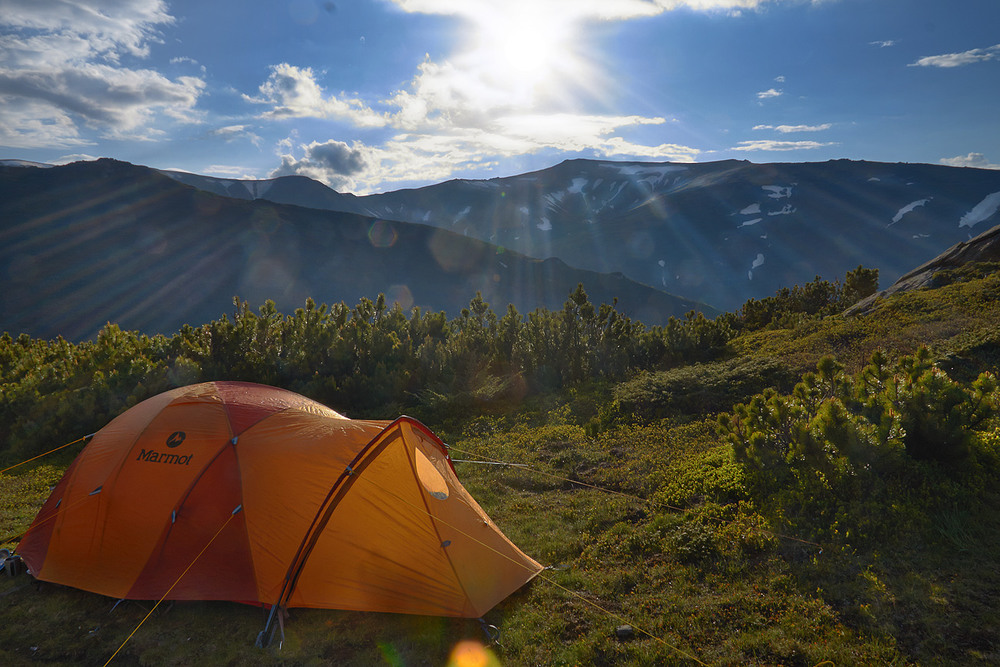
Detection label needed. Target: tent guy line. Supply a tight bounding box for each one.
[0,483,100,547]
[352,466,710,666]
[0,434,92,476]
[447,443,825,550]
[103,508,241,667]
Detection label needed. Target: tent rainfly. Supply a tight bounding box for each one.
[17,381,541,641]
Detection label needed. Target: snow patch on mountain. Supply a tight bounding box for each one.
[768,204,795,216]
[748,253,765,280]
[891,198,930,225]
[762,185,792,199]
[545,191,566,206]
[567,178,587,195]
[538,217,552,231]
[739,203,761,215]
[607,182,628,201]
[453,206,471,225]
[959,191,1000,228]
[462,179,500,190]
[738,218,762,228]
[614,164,688,190]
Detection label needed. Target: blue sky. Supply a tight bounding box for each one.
[1,0,998,194]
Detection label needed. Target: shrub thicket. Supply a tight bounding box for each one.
[0,285,738,464]
[718,348,1000,549]
[720,349,998,479]
[720,265,879,332]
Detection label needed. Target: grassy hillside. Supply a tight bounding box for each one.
[1,266,999,665]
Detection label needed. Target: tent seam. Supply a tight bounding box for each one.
[271,418,409,611]
[400,423,476,615]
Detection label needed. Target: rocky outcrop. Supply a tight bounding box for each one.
[846,223,1000,315]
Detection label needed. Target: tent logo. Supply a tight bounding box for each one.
[166,431,186,448]
[136,448,194,466]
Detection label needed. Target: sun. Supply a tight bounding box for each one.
[460,2,583,99]
[481,9,564,77]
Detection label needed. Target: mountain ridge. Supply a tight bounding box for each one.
[0,159,711,341]
[155,157,1000,311]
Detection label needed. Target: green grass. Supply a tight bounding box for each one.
[1,465,62,552]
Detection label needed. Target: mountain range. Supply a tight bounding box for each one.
[166,158,1000,312]
[4,156,1000,342]
[0,159,708,341]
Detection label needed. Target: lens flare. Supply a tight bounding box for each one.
[368,220,399,248]
[447,640,500,667]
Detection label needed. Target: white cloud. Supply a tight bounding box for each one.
[383,57,522,129]
[870,40,896,48]
[774,75,786,83]
[170,56,206,73]
[733,139,837,151]
[0,0,205,148]
[210,124,250,136]
[244,64,386,127]
[940,153,1000,170]
[756,88,783,99]
[271,139,376,191]
[203,165,262,179]
[753,123,832,133]
[0,0,174,58]
[0,99,85,148]
[908,44,1000,68]
[209,124,263,147]
[0,66,203,137]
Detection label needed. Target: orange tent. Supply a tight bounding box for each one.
[17,381,541,630]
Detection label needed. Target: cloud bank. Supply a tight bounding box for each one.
[254,40,701,190]
[0,0,205,148]
[733,139,837,152]
[940,153,1000,170]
